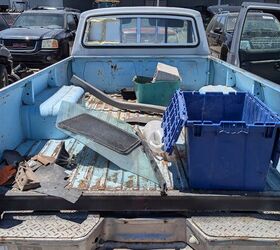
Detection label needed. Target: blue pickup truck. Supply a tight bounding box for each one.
[0,7,280,250]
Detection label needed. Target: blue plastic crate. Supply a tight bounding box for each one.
[162,90,280,191]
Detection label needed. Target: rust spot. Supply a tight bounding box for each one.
[78,167,94,190]
[86,167,94,181]
[125,179,134,188]
[111,64,118,72]
[107,172,118,183]
[90,178,103,190]
[125,175,135,189]
[97,69,103,76]
[78,179,88,190]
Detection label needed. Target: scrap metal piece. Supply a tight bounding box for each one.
[35,163,82,203]
[3,150,24,167]
[33,141,73,168]
[124,116,161,125]
[0,165,17,186]
[71,75,165,114]
[58,113,141,155]
[15,163,40,191]
[25,159,43,171]
[35,184,82,204]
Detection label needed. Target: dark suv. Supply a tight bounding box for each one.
[0,7,80,68]
[206,12,238,61]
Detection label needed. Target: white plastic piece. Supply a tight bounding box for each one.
[152,62,181,82]
[143,120,164,154]
[199,85,236,94]
[40,85,84,116]
[189,235,200,245]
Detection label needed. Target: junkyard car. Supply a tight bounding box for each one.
[207,2,280,84]
[0,6,280,250]
[0,43,13,87]
[0,12,20,26]
[0,7,80,68]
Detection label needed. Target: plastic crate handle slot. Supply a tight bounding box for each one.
[271,128,280,168]
[193,125,202,137]
[218,122,249,135]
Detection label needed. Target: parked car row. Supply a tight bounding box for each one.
[0,6,80,87]
[0,3,280,88]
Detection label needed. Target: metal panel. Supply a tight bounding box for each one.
[190,216,280,238]
[0,212,100,239]
[186,216,280,249]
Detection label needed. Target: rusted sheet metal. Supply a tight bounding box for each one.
[106,162,123,190]
[88,155,108,191]
[34,139,186,192]
[84,93,161,125]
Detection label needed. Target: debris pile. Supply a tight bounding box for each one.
[0,142,81,203]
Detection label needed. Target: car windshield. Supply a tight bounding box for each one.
[240,13,280,51]
[13,13,64,29]
[226,15,237,32]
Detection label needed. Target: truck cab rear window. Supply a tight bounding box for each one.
[83,16,198,46]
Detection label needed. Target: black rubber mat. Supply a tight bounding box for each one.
[58,113,141,155]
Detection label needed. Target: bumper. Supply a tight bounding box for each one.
[0,213,280,250]
[11,49,63,68]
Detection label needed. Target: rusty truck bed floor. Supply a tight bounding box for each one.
[15,137,187,192]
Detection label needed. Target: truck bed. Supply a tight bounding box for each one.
[1,93,280,212]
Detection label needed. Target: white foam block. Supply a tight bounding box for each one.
[199,85,237,94]
[152,63,181,82]
[40,85,84,116]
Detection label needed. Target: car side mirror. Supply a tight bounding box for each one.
[68,22,76,31]
[214,27,222,34]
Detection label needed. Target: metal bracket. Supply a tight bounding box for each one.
[226,69,236,87]
[22,81,35,105]
[253,81,265,103]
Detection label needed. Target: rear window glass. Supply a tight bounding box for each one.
[240,13,280,51]
[226,15,237,32]
[83,15,198,46]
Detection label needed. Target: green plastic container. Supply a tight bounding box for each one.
[134,76,180,106]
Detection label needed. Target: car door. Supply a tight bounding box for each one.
[228,2,280,84]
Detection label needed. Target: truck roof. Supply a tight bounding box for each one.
[80,6,201,19]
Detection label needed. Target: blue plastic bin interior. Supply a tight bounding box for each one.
[162,90,280,190]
